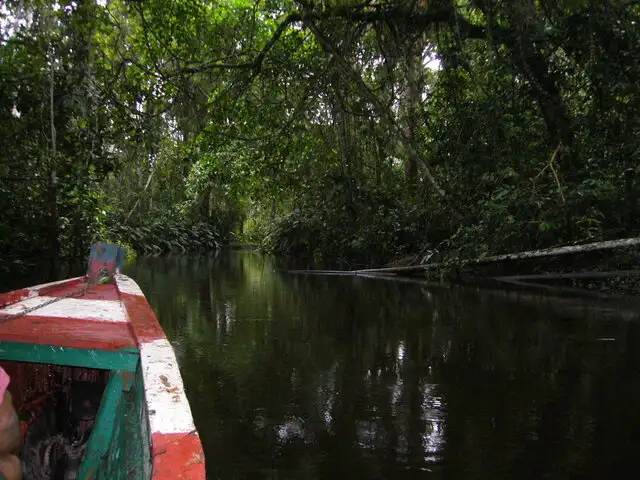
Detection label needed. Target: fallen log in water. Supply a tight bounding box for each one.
[352,263,439,275]
[463,237,640,264]
[287,237,640,278]
[352,237,640,276]
[286,269,359,276]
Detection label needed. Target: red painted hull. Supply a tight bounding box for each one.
[0,275,206,479]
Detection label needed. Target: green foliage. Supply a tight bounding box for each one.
[1,0,639,276]
[261,166,428,268]
[1,0,117,277]
[105,213,220,255]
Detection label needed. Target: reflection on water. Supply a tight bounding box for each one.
[127,251,640,480]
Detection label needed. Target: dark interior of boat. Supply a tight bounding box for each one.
[0,361,108,480]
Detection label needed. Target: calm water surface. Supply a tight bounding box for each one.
[127,251,640,480]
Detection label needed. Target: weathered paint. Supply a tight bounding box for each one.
[0,316,136,351]
[0,341,138,371]
[49,282,121,301]
[151,432,205,480]
[34,276,85,297]
[81,361,157,479]
[139,339,196,434]
[115,275,145,297]
[0,277,85,307]
[116,291,166,343]
[77,370,129,479]
[87,243,125,283]
[0,273,205,479]
[114,274,206,479]
[97,363,152,480]
[0,288,32,309]
[0,296,128,322]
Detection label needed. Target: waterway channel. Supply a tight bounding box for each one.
[127,250,640,479]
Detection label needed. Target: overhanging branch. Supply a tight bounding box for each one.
[165,3,491,79]
[166,12,304,78]
[303,19,447,199]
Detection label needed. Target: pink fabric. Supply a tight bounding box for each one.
[0,367,9,405]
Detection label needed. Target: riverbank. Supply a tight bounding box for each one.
[287,238,640,299]
[416,242,640,298]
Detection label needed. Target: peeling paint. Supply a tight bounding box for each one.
[0,296,128,322]
[0,273,205,478]
[140,339,196,435]
[115,274,145,296]
[28,276,85,296]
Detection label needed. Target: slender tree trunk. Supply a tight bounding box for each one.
[375,137,384,186]
[403,42,421,186]
[473,0,576,171]
[207,188,215,220]
[331,71,356,218]
[48,55,59,281]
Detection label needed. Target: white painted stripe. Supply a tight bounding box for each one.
[0,296,128,323]
[115,274,145,297]
[140,339,196,434]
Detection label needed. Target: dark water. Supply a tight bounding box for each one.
[126,251,640,480]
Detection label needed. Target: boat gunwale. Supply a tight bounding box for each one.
[114,274,206,479]
[0,275,206,479]
[0,276,85,308]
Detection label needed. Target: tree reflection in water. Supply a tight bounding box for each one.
[128,251,640,480]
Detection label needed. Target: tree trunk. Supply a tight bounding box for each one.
[48,55,59,281]
[331,71,356,219]
[403,42,421,185]
[511,49,575,156]
[375,137,384,186]
[473,0,576,171]
[305,20,447,199]
[504,0,576,169]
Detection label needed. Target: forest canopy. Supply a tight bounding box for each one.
[1,0,639,277]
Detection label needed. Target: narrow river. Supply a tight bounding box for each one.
[127,250,640,480]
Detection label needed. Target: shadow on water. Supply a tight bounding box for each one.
[125,251,640,480]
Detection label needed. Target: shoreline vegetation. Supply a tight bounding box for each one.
[1,2,638,294]
[287,237,640,299]
[2,239,639,300]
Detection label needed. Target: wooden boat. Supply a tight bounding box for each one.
[0,244,205,479]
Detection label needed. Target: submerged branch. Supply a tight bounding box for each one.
[289,237,640,276]
[356,237,640,274]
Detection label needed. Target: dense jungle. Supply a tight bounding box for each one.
[2,3,640,479]
[1,0,639,279]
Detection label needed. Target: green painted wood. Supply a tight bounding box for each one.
[96,386,129,479]
[77,370,128,479]
[96,362,151,480]
[128,363,152,479]
[0,342,139,371]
